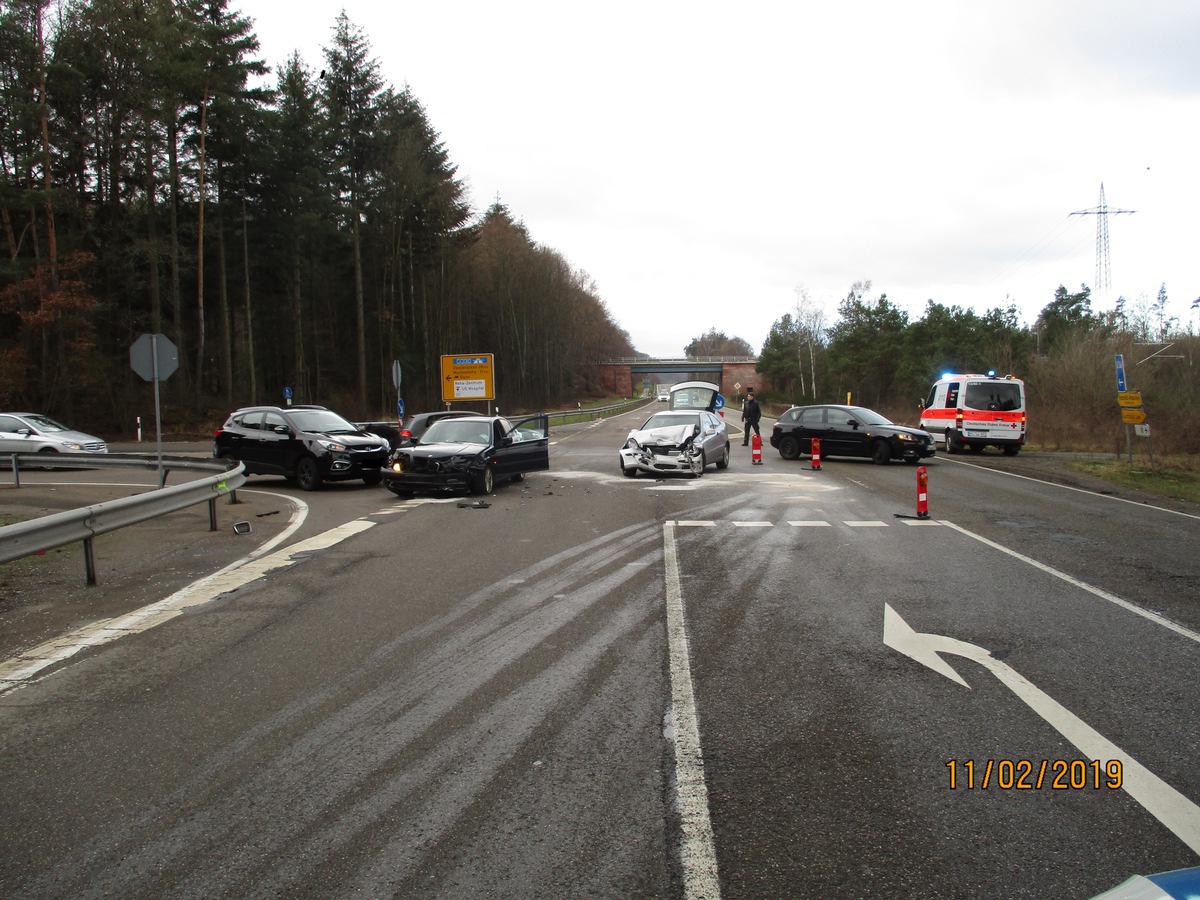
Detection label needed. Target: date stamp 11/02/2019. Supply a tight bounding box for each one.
[947,759,1123,790]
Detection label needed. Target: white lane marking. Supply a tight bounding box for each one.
[662,522,722,900]
[732,521,772,528]
[900,520,943,526]
[845,520,888,527]
[676,521,717,527]
[942,457,1200,521]
[788,521,832,527]
[942,520,1200,646]
[885,604,1200,855]
[0,496,404,693]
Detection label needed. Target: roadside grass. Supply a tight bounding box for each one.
[1066,456,1200,505]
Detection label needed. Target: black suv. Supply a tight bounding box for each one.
[213,405,391,490]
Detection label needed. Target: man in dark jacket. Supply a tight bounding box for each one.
[741,388,762,446]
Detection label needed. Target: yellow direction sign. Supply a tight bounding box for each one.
[1117,391,1143,408]
[1121,407,1147,424]
[441,353,495,402]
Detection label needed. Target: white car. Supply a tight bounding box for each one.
[0,412,108,455]
[619,382,729,478]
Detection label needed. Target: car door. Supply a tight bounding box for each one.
[793,406,828,453]
[827,407,870,457]
[699,412,725,461]
[495,415,550,478]
[0,415,33,454]
[255,410,296,475]
[218,410,263,468]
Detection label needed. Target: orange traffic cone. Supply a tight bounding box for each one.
[751,433,763,465]
[811,437,822,470]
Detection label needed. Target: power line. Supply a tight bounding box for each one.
[1070,183,1135,302]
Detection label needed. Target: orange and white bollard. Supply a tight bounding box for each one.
[916,465,929,519]
[811,437,822,470]
[751,432,763,465]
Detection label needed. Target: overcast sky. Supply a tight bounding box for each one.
[240,1,1200,358]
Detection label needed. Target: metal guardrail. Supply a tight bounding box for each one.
[1,453,247,585]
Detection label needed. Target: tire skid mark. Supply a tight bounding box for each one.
[18,521,670,898]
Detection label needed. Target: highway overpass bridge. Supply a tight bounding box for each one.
[594,357,765,399]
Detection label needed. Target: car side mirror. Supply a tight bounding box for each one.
[847,419,859,428]
[273,424,290,435]
[499,435,514,447]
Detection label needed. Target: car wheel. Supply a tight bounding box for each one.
[944,430,959,453]
[716,442,730,469]
[870,440,892,465]
[778,435,800,460]
[1003,445,1020,456]
[471,466,494,495]
[295,456,323,491]
[362,469,383,486]
[620,459,638,478]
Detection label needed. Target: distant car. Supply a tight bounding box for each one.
[656,386,670,402]
[0,412,108,455]
[619,381,729,478]
[213,405,391,490]
[395,410,474,448]
[383,414,550,496]
[770,404,935,464]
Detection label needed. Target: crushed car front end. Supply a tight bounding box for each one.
[384,443,489,494]
[619,424,705,478]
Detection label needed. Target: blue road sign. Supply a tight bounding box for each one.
[397,397,406,421]
[283,385,293,400]
[1115,354,1127,392]
[715,394,726,411]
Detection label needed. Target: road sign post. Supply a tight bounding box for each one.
[440,354,495,407]
[130,333,178,482]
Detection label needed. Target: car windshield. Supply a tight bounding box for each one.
[21,414,69,432]
[422,419,493,445]
[845,407,892,426]
[641,413,699,430]
[286,409,358,434]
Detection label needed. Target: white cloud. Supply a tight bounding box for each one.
[242,0,1200,357]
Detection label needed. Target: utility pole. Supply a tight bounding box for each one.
[1071,183,1135,305]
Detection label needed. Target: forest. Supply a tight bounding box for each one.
[754,281,1199,455]
[2,1,1196,457]
[0,0,636,435]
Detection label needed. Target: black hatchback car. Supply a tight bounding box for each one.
[213,405,392,490]
[770,404,935,464]
[384,414,550,496]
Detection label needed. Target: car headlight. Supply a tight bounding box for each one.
[63,442,84,451]
[391,460,404,473]
[318,439,348,452]
[894,433,912,441]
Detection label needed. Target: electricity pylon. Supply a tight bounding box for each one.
[1071,183,1135,302]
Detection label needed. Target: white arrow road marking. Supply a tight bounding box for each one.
[884,604,1200,856]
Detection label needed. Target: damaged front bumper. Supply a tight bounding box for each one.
[618,424,705,478]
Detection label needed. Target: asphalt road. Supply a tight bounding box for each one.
[0,418,1197,898]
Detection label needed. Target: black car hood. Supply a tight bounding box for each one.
[404,441,485,458]
[870,423,930,439]
[314,430,387,448]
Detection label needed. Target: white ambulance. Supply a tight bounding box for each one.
[919,372,1026,456]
